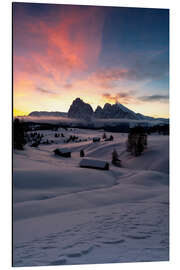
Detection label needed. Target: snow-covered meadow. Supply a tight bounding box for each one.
[13,128,169,266]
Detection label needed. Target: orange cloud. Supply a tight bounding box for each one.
[102,92,139,105]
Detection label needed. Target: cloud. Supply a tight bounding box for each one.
[63,83,73,89]
[13,4,106,80]
[91,68,128,88]
[139,94,169,102]
[102,91,138,104]
[102,92,169,105]
[89,49,169,89]
[128,56,169,81]
[36,87,59,95]
[13,3,106,106]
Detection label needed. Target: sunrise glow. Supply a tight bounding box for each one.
[13,3,169,118]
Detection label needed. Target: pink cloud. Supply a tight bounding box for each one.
[89,68,129,88]
[13,5,106,98]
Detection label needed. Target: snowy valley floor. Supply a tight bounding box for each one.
[13,129,169,266]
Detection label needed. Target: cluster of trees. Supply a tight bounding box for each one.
[13,118,26,150]
[29,132,45,147]
[41,139,54,145]
[29,132,44,139]
[66,135,79,143]
[102,133,114,141]
[54,133,65,138]
[147,124,169,135]
[126,126,147,156]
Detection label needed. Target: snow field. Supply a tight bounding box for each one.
[13,128,169,266]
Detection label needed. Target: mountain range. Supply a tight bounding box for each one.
[28,98,168,122]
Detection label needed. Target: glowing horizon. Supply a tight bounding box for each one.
[13,3,169,118]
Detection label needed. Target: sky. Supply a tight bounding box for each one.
[13,3,169,118]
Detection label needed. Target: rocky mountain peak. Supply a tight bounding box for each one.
[68,98,93,120]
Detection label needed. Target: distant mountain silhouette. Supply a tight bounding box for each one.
[28,111,67,117]
[28,98,169,122]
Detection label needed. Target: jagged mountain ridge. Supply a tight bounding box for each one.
[28,98,168,121]
[94,103,138,120]
[68,98,156,121]
[68,98,93,120]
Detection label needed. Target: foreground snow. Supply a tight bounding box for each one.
[13,129,169,266]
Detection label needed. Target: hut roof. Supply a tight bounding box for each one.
[79,158,109,169]
[56,148,71,153]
